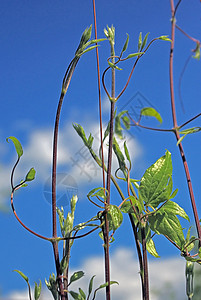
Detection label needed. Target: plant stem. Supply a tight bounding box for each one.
[92,0,106,191]
[169,0,201,245]
[141,225,149,300]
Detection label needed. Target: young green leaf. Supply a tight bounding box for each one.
[69,271,85,285]
[69,291,83,300]
[140,32,150,50]
[112,137,126,171]
[124,141,131,166]
[25,167,36,182]
[107,205,123,232]
[92,281,119,300]
[193,42,200,60]
[120,33,129,56]
[7,136,23,158]
[125,52,144,59]
[177,127,201,145]
[34,280,42,300]
[73,123,88,146]
[138,32,142,51]
[88,275,96,299]
[108,61,122,70]
[122,115,130,130]
[158,35,172,42]
[13,269,29,283]
[140,107,163,124]
[87,187,108,202]
[79,288,86,299]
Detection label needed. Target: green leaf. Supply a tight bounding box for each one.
[125,52,144,59]
[139,151,172,207]
[158,35,172,42]
[34,280,42,300]
[98,281,119,289]
[25,167,36,182]
[75,26,92,56]
[120,33,129,55]
[193,42,200,60]
[60,256,68,274]
[177,127,201,145]
[149,211,185,248]
[124,141,131,165]
[122,115,130,130]
[140,107,163,124]
[140,32,150,50]
[87,133,94,149]
[7,136,23,158]
[115,115,123,139]
[88,275,96,298]
[108,61,122,70]
[138,32,142,51]
[137,224,159,257]
[13,269,29,283]
[79,288,86,300]
[112,137,126,171]
[81,45,98,56]
[159,200,190,221]
[69,271,85,286]
[120,196,143,214]
[45,273,58,300]
[73,123,88,146]
[69,291,82,300]
[87,187,108,202]
[107,205,123,231]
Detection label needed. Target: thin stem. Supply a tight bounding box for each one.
[11,190,51,241]
[175,24,200,44]
[141,225,149,300]
[52,57,79,300]
[179,113,201,129]
[92,0,106,191]
[169,0,201,245]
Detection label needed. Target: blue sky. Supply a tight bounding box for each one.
[0,0,201,298]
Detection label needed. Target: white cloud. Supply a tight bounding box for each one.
[4,248,186,300]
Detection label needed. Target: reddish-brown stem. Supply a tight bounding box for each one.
[175,24,200,44]
[52,59,79,299]
[11,190,51,241]
[169,0,201,243]
[92,0,105,190]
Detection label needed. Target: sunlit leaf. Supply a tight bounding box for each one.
[141,32,150,50]
[139,151,172,207]
[158,35,172,42]
[7,136,23,158]
[25,167,36,182]
[149,211,185,248]
[159,200,189,221]
[120,33,129,56]
[138,32,142,51]
[140,107,163,124]
[108,61,122,70]
[107,205,123,231]
[126,52,144,59]
[13,269,29,283]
